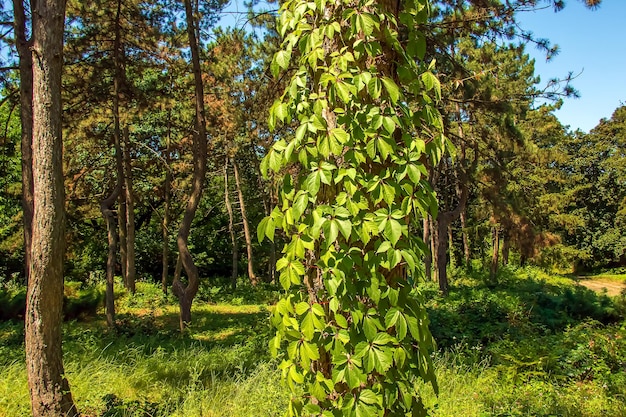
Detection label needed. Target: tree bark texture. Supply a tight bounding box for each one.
[25,0,78,415]
[233,158,257,285]
[173,0,209,330]
[13,0,34,284]
[224,160,238,289]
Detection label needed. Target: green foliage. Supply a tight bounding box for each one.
[261,0,445,414]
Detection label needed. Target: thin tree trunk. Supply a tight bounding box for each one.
[118,194,128,283]
[162,132,171,295]
[224,160,238,290]
[502,232,510,266]
[113,0,127,288]
[100,186,120,328]
[490,226,500,282]
[423,217,432,281]
[447,223,454,271]
[13,0,33,284]
[25,0,78,414]
[172,0,208,331]
[123,126,136,293]
[460,208,470,268]
[232,158,257,285]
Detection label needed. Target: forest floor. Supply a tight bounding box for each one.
[1,267,626,417]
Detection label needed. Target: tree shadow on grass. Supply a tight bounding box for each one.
[425,267,623,350]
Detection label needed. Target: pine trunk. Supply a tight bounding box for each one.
[162,144,171,295]
[423,217,432,281]
[26,0,78,414]
[490,226,500,282]
[13,0,34,284]
[123,127,136,293]
[460,208,470,268]
[233,159,257,285]
[224,160,238,289]
[100,188,119,328]
[173,0,208,330]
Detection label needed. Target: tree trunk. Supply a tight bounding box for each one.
[123,126,136,293]
[13,0,33,284]
[100,186,119,328]
[224,160,238,290]
[423,217,432,281]
[162,134,171,295]
[232,158,257,285]
[447,223,455,270]
[490,226,500,283]
[118,193,128,283]
[502,231,510,266]
[112,0,127,288]
[434,216,449,294]
[460,208,470,268]
[25,0,78,415]
[172,0,209,330]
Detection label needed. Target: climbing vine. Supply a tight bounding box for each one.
[259,0,446,415]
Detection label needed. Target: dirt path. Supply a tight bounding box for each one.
[577,278,626,297]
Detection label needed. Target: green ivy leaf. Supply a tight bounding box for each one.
[381,77,401,104]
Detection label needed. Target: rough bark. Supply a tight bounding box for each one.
[123,126,136,293]
[224,160,238,290]
[14,0,34,283]
[25,0,78,415]
[233,158,257,285]
[172,0,208,330]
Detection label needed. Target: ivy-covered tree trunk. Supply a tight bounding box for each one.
[261,0,444,414]
[25,0,78,414]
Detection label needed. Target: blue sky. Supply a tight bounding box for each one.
[506,1,626,132]
[220,0,625,133]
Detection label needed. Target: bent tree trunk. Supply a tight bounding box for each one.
[172,0,208,331]
[25,0,78,415]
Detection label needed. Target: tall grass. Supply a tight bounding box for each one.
[1,269,625,416]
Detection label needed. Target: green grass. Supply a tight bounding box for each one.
[1,269,625,416]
